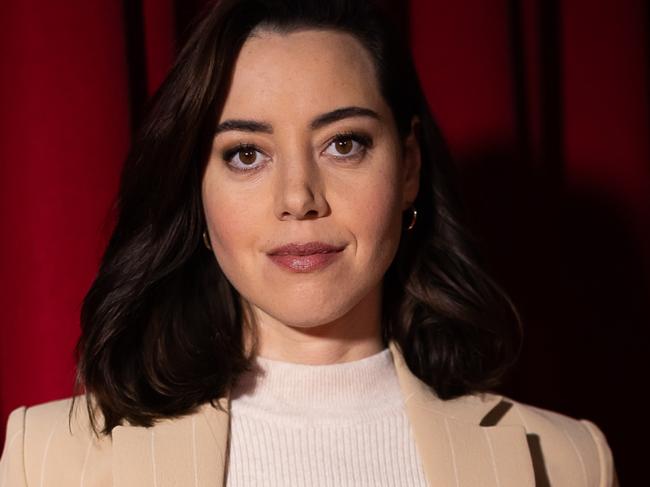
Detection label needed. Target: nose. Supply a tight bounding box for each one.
[273,152,329,221]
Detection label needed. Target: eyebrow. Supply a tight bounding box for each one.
[214,106,380,135]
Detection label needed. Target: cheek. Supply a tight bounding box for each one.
[342,165,403,265]
[202,173,262,277]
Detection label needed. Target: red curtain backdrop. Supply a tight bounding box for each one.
[0,0,130,445]
[1,0,647,482]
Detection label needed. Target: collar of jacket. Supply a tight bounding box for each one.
[111,339,535,486]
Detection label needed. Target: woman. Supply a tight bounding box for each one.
[0,0,616,485]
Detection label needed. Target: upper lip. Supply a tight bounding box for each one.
[267,241,346,256]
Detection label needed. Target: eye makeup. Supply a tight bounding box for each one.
[220,130,374,174]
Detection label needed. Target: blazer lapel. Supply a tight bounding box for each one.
[389,340,535,487]
[112,341,534,487]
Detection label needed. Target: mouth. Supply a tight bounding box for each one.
[266,241,346,273]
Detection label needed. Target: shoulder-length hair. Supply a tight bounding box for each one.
[75,0,523,434]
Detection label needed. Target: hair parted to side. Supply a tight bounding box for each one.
[74,0,523,435]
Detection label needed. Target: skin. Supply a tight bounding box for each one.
[202,28,420,364]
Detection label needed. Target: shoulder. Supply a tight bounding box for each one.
[0,396,113,487]
[487,394,617,487]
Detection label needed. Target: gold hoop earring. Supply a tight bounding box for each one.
[407,206,417,231]
[202,230,212,250]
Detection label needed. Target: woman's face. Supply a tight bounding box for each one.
[202,28,420,330]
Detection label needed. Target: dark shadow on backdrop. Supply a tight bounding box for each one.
[458,148,647,487]
[459,1,646,484]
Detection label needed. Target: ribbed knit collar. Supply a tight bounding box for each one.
[229,347,404,421]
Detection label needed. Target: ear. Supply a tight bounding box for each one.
[401,116,421,210]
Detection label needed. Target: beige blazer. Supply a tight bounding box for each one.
[0,340,617,487]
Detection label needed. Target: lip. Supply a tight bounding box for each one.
[267,241,346,256]
[266,241,346,273]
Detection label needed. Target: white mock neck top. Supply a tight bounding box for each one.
[225,347,429,486]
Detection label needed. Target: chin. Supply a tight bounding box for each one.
[270,302,355,328]
[252,290,364,328]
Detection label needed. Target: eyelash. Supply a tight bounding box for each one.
[221,131,373,173]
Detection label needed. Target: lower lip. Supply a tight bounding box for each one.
[267,250,343,273]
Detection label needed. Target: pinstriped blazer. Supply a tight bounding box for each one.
[0,340,617,487]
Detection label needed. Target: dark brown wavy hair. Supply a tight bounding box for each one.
[74,0,523,435]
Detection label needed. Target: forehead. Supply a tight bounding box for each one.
[219,28,385,121]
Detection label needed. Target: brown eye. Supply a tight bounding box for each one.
[239,148,257,165]
[335,139,353,155]
[324,132,372,159]
[223,144,269,172]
